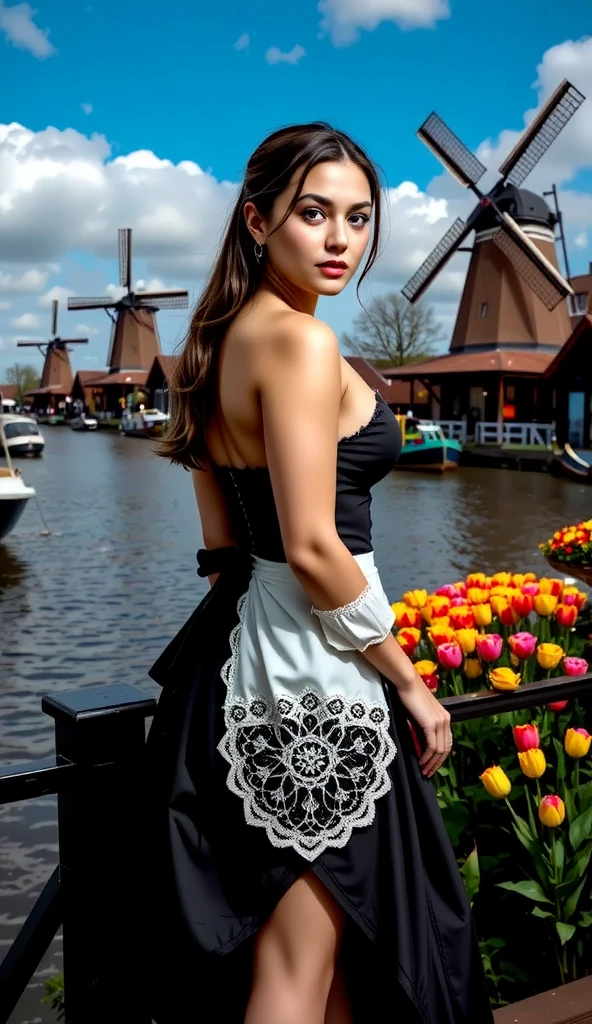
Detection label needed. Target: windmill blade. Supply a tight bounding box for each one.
[58,338,89,345]
[67,296,115,310]
[492,212,573,310]
[137,289,189,301]
[402,218,472,303]
[417,113,487,188]
[119,228,131,291]
[499,80,585,187]
[16,340,45,347]
[137,294,189,310]
[51,299,58,336]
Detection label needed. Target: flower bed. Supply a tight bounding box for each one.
[391,571,592,1007]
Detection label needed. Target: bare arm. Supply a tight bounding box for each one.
[257,314,451,776]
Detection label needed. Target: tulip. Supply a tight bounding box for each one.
[513,723,540,751]
[391,601,410,623]
[512,573,528,588]
[512,593,534,618]
[455,628,478,654]
[499,603,519,627]
[565,727,592,759]
[403,589,428,609]
[492,572,512,587]
[449,606,475,630]
[489,667,521,691]
[397,627,422,657]
[414,660,439,692]
[399,606,423,628]
[563,656,588,677]
[539,578,563,597]
[467,572,489,589]
[534,594,558,617]
[490,595,508,618]
[536,643,564,671]
[467,587,491,606]
[508,632,537,660]
[472,603,493,627]
[547,701,569,712]
[518,749,546,779]
[575,591,588,611]
[561,586,579,606]
[476,633,503,662]
[428,624,455,647]
[464,657,482,679]
[480,765,512,798]
[430,596,451,618]
[522,582,540,597]
[555,603,578,628]
[436,642,463,670]
[435,584,460,599]
[450,596,467,607]
[539,794,565,828]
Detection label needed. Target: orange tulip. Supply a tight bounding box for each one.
[555,603,577,628]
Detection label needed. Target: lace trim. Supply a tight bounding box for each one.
[311,583,371,619]
[337,390,382,445]
[219,589,396,861]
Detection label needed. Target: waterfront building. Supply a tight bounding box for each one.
[19,301,88,418]
[545,312,592,449]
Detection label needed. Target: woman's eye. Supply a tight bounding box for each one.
[349,214,370,227]
[302,208,324,222]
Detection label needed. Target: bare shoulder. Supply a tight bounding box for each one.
[254,310,340,383]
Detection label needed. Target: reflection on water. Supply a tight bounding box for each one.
[2,428,592,1021]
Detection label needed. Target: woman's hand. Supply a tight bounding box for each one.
[396,677,453,778]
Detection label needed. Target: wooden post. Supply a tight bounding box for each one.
[42,684,156,1024]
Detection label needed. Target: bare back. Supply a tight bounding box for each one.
[204,295,378,470]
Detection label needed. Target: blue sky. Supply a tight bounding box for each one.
[0,0,591,378]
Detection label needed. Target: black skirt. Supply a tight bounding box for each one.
[142,547,494,1023]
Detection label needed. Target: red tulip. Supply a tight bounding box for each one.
[435,584,460,598]
[547,701,569,712]
[436,642,463,670]
[449,607,475,629]
[512,593,534,618]
[513,723,540,751]
[563,657,588,677]
[499,603,518,627]
[397,628,421,657]
[556,604,578,628]
[508,632,537,659]
[475,633,503,663]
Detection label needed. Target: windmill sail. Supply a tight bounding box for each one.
[491,212,573,310]
[417,113,487,187]
[499,80,585,187]
[402,219,472,303]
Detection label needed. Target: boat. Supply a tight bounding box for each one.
[70,414,98,432]
[120,408,169,438]
[0,414,45,457]
[0,421,36,541]
[554,443,592,483]
[395,416,462,472]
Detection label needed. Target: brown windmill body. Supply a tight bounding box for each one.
[17,300,88,418]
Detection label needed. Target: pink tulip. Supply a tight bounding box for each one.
[475,633,503,663]
[436,584,460,599]
[508,632,537,660]
[450,596,467,607]
[436,642,463,670]
[563,657,588,677]
[513,723,540,751]
[522,583,539,596]
[548,701,569,712]
[562,592,577,606]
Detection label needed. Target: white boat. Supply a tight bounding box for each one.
[70,414,98,431]
[0,414,45,456]
[0,421,36,540]
[120,408,169,438]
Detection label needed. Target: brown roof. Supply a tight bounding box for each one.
[383,348,556,378]
[344,357,429,404]
[544,315,592,377]
[0,384,18,400]
[25,384,70,395]
[75,369,107,384]
[78,370,149,387]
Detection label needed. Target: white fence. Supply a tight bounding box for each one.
[437,420,467,442]
[434,421,555,446]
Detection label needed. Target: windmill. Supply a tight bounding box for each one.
[67,228,189,373]
[402,80,585,351]
[17,299,88,396]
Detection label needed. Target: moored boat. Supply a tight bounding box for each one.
[70,414,98,431]
[0,414,45,457]
[0,420,36,540]
[395,416,462,472]
[120,408,169,438]
[554,443,592,483]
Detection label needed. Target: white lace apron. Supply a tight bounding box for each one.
[218,551,396,862]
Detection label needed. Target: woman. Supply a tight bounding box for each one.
[147,122,493,1024]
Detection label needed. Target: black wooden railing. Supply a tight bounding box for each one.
[0,675,591,1024]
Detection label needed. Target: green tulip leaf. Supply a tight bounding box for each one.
[497,880,553,904]
[564,876,587,921]
[561,844,592,889]
[511,825,549,886]
[579,781,592,813]
[569,807,592,853]
[555,921,576,946]
[578,910,592,928]
[532,906,555,919]
[553,835,565,877]
[554,737,567,784]
[460,845,480,906]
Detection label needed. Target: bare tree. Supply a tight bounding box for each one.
[4,363,41,403]
[343,293,443,367]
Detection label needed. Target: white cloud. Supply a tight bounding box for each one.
[12,312,40,329]
[234,32,249,51]
[574,231,589,250]
[0,268,48,293]
[318,0,450,44]
[136,278,166,292]
[0,300,10,310]
[265,45,306,65]
[75,322,99,335]
[81,103,93,115]
[0,1,55,57]
[38,285,75,309]
[105,284,126,300]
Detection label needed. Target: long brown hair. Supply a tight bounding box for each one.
[156,122,383,469]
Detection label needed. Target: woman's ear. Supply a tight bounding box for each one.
[243,201,267,245]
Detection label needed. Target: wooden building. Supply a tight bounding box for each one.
[545,313,592,449]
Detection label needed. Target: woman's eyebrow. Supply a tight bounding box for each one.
[298,192,373,212]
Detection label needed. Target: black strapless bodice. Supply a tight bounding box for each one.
[213,392,401,561]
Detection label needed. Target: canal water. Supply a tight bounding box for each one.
[2,428,592,1022]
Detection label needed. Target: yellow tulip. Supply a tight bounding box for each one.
[467,572,488,587]
[455,628,478,654]
[480,765,511,798]
[428,624,455,646]
[512,573,527,587]
[536,643,564,670]
[464,657,482,679]
[392,601,408,620]
[492,572,512,587]
[467,587,490,605]
[490,595,509,618]
[490,585,513,599]
[489,667,521,691]
[414,659,438,676]
[472,603,492,627]
[538,578,562,597]
[518,749,546,779]
[539,795,565,828]
[534,594,558,617]
[403,589,428,609]
[564,727,592,759]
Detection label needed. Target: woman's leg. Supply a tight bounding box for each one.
[245,871,346,1024]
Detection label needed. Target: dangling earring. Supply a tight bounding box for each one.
[254,242,264,263]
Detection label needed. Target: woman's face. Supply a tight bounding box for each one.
[252,158,373,298]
